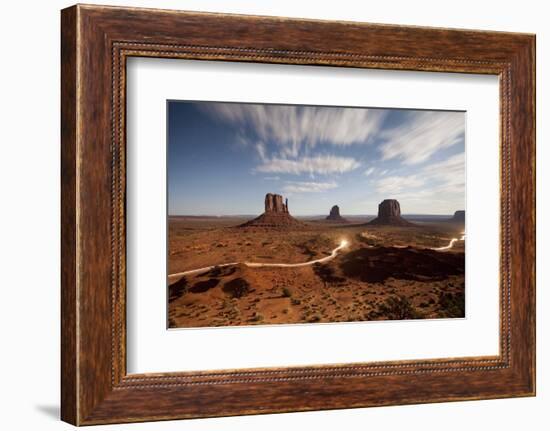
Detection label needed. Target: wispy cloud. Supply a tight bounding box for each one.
[255,155,360,176]
[255,141,267,161]
[375,152,465,198]
[422,152,465,188]
[375,175,425,194]
[283,181,338,194]
[202,103,387,157]
[263,176,280,181]
[380,111,464,165]
[364,167,375,176]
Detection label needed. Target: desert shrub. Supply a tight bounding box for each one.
[282,287,292,298]
[438,291,465,318]
[222,278,251,299]
[291,298,301,306]
[372,295,424,320]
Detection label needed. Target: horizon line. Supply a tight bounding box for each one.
[168,213,461,217]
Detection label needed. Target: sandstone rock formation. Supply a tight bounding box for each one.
[265,193,288,213]
[367,199,414,226]
[325,205,349,223]
[451,210,465,222]
[240,193,302,228]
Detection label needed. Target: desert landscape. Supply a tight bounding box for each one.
[167,101,466,328]
[168,194,465,328]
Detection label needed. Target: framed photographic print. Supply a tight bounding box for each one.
[165,101,467,329]
[61,4,535,425]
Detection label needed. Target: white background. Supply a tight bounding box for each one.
[0,0,547,430]
[127,59,499,373]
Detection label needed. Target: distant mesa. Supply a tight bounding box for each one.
[326,205,349,223]
[367,199,414,226]
[451,210,465,222]
[239,193,303,228]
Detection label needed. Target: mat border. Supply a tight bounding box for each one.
[61,4,535,425]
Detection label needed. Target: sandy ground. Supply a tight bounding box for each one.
[168,217,465,328]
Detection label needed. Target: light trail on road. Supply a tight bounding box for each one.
[168,231,465,283]
[432,232,466,251]
[168,240,349,281]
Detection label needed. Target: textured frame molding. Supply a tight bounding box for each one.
[61,4,535,425]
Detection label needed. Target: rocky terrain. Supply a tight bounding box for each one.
[168,196,465,329]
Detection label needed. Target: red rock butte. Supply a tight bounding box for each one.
[451,210,465,222]
[325,205,349,223]
[239,193,303,228]
[367,199,414,226]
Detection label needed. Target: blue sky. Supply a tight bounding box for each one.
[168,101,465,216]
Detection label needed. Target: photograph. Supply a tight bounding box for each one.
[167,101,466,328]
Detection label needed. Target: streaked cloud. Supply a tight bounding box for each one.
[283,181,338,194]
[364,167,375,176]
[202,103,387,157]
[380,111,464,165]
[422,152,465,189]
[376,175,425,194]
[255,141,268,161]
[255,155,360,176]
[375,153,465,198]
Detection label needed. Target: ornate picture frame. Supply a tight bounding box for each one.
[61,4,535,425]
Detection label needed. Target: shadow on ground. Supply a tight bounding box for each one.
[35,405,59,420]
[339,246,464,283]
